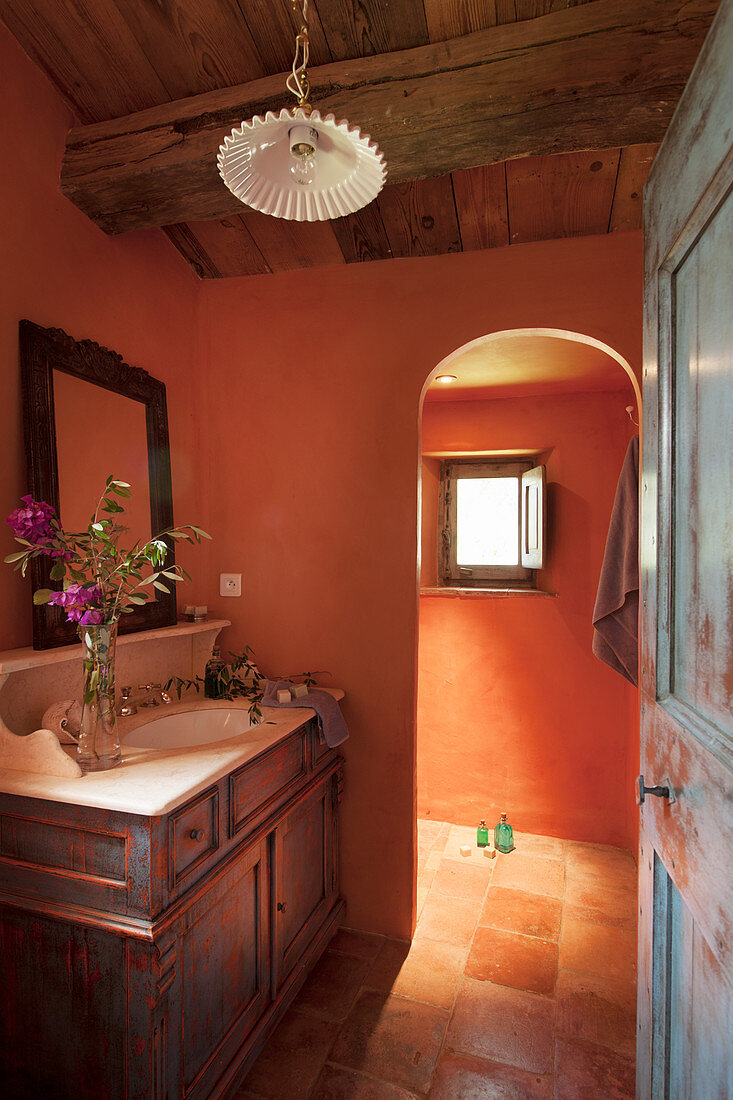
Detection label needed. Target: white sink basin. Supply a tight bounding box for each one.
[123,707,259,750]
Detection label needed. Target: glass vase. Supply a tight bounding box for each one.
[78,620,121,772]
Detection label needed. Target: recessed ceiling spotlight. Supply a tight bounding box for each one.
[435,374,458,384]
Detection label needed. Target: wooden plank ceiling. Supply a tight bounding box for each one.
[1,0,714,279]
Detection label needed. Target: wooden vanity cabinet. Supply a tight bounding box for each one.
[0,720,345,1100]
[273,776,337,992]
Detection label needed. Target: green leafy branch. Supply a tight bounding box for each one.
[6,476,210,622]
[166,648,322,725]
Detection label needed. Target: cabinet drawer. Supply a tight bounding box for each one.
[169,787,219,888]
[230,730,307,838]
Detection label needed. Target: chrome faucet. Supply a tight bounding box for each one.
[118,683,171,716]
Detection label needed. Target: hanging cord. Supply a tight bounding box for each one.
[286,0,311,110]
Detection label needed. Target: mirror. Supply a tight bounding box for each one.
[19,320,177,649]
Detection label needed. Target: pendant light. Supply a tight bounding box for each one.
[218,0,387,221]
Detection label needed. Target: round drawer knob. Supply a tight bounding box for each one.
[190,829,205,842]
[277,901,288,913]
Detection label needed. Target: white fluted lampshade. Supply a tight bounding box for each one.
[218,107,387,221]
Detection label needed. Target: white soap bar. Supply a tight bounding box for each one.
[276,689,291,704]
[183,604,208,619]
[459,845,472,857]
[291,683,309,698]
[483,846,497,859]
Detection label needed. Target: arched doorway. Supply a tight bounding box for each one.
[415,327,640,892]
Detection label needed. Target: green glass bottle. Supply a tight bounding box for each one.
[494,812,514,853]
[477,820,489,847]
[204,645,225,699]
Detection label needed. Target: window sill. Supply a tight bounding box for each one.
[420,587,557,599]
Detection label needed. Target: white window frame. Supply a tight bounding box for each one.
[439,457,544,587]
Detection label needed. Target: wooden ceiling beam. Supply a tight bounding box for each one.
[60,0,716,235]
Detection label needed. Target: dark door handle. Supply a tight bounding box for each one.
[637,775,675,806]
[189,829,205,842]
[277,901,287,913]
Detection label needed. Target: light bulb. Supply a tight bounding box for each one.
[290,150,317,186]
[289,125,318,187]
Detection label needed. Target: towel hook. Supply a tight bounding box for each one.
[625,405,639,427]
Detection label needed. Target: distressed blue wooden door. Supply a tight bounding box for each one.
[639,0,733,1095]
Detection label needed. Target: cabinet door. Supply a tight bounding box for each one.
[272,778,336,991]
[175,836,270,1100]
[0,906,126,1100]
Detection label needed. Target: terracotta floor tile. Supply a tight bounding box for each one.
[447,977,555,1074]
[465,926,558,997]
[513,832,566,861]
[426,850,443,873]
[330,928,386,961]
[490,853,565,899]
[295,949,372,1020]
[560,919,637,983]
[241,1007,340,1099]
[329,990,449,1094]
[419,869,437,893]
[312,1063,420,1098]
[554,1036,635,1100]
[445,825,491,866]
[415,892,478,948]
[419,819,446,844]
[430,1050,552,1099]
[563,878,637,932]
[555,969,636,1055]
[253,825,639,1100]
[432,858,492,902]
[564,843,637,889]
[366,937,468,1010]
[479,886,562,942]
[417,884,430,920]
[446,824,477,846]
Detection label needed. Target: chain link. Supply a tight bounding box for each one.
[286,0,311,109]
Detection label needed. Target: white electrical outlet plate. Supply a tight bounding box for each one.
[219,573,242,597]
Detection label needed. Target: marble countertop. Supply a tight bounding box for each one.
[0,692,343,818]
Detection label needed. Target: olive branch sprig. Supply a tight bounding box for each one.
[166,648,323,725]
[5,475,209,624]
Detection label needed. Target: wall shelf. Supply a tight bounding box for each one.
[0,619,231,676]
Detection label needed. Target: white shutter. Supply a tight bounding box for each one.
[521,465,545,568]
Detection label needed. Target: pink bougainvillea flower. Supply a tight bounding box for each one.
[79,608,104,625]
[48,547,74,561]
[49,583,104,623]
[7,496,55,543]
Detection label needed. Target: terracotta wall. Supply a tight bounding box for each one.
[418,390,640,849]
[0,24,204,652]
[200,232,643,937]
[1,21,644,938]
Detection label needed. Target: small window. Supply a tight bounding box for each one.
[439,458,545,586]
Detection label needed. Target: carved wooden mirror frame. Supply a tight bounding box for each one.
[19,320,177,649]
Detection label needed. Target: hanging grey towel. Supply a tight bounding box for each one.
[261,680,349,748]
[592,435,640,686]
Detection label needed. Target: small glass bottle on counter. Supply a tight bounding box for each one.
[477,820,489,847]
[494,812,514,853]
[204,645,225,699]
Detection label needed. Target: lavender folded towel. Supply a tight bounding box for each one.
[261,680,349,748]
[592,435,640,686]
